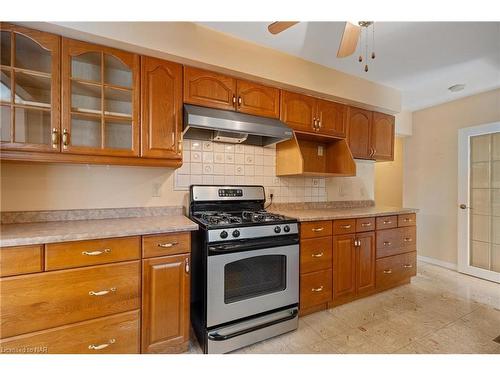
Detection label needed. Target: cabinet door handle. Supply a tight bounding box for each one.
[232,95,236,104]
[238,96,242,106]
[383,269,392,274]
[185,258,190,274]
[311,286,324,292]
[383,241,392,246]
[312,118,317,130]
[82,249,111,256]
[62,128,70,149]
[88,287,117,296]
[383,220,392,225]
[403,264,413,269]
[404,218,413,222]
[311,251,324,258]
[340,224,352,229]
[158,241,179,248]
[88,339,116,351]
[361,222,372,227]
[178,139,183,155]
[311,227,324,232]
[403,237,413,242]
[51,128,59,149]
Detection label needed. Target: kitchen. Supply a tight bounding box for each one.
[1,2,499,372]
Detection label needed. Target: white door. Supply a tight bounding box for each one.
[458,122,500,283]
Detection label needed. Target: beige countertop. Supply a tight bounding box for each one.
[0,215,198,247]
[269,206,418,222]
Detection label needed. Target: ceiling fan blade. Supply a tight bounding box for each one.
[337,22,361,58]
[268,22,299,35]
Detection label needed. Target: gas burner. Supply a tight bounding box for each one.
[198,212,243,226]
[242,211,286,223]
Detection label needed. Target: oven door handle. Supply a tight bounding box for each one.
[207,309,298,342]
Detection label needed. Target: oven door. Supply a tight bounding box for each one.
[207,239,299,328]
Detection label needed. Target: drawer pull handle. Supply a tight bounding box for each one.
[361,222,372,227]
[89,287,117,296]
[383,241,392,246]
[88,339,116,351]
[383,220,392,224]
[403,237,413,242]
[185,258,190,274]
[340,224,352,229]
[82,249,111,256]
[311,286,324,292]
[403,264,413,269]
[312,251,324,258]
[158,241,179,248]
[404,218,413,222]
[383,269,393,274]
[311,227,324,232]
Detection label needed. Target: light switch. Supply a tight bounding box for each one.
[317,145,324,156]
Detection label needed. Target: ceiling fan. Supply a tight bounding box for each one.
[267,21,374,59]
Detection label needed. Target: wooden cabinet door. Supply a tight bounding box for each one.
[0,23,61,152]
[183,66,236,111]
[62,38,140,157]
[280,91,316,132]
[332,234,356,301]
[372,112,395,161]
[316,99,346,138]
[236,80,280,118]
[355,232,376,296]
[141,56,182,159]
[142,254,190,354]
[347,106,372,159]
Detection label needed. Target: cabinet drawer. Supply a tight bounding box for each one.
[333,219,356,235]
[45,237,140,271]
[300,237,332,274]
[142,232,190,258]
[398,213,416,227]
[0,245,43,277]
[376,228,402,258]
[376,252,416,290]
[400,226,417,252]
[376,215,397,230]
[0,310,140,354]
[0,261,140,339]
[300,221,333,239]
[356,217,375,233]
[300,269,332,310]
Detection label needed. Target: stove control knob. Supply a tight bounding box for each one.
[274,226,282,234]
[232,229,240,238]
[220,230,228,239]
[283,225,291,233]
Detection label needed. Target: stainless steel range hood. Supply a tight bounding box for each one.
[183,104,293,146]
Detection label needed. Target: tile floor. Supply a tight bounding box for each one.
[188,261,500,354]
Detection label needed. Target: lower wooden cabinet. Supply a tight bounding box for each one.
[376,252,417,291]
[141,254,190,353]
[355,232,376,296]
[300,269,332,310]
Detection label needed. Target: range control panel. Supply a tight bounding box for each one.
[208,223,299,243]
[218,189,243,197]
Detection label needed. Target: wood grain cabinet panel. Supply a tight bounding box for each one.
[300,220,333,239]
[356,217,375,233]
[0,261,140,339]
[333,219,356,235]
[356,232,376,296]
[398,213,416,227]
[0,310,140,354]
[142,232,191,258]
[142,254,190,353]
[45,236,140,271]
[300,237,332,274]
[399,226,417,252]
[376,252,416,291]
[0,245,43,277]
[372,112,395,161]
[376,228,402,258]
[332,234,356,301]
[141,56,182,159]
[376,215,398,230]
[347,106,372,159]
[280,91,316,133]
[183,66,236,111]
[236,80,280,118]
[300,269,332,310]
[316,99,346,138]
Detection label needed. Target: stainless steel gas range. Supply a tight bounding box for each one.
[189,185,299,354]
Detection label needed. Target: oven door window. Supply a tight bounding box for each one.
[224,255,287,304]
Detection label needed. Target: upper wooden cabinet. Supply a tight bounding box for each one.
[141,56,182,159]
[281,91,346,138]
[372,112,395,161]
[184,67,280,118]
[347,106,395,161]
[0,23,61,152]
[61,38,140,157]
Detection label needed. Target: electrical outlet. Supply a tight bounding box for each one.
[152,183,162,197]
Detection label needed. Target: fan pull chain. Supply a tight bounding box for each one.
[371,23,376,59]
[358,26,363,63]
[364,27,369,72]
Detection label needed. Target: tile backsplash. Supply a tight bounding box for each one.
[175,139,327,202]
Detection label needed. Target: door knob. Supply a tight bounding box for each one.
[459,204,467,209]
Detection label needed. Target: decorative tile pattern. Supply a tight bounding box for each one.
[175,139,328,202]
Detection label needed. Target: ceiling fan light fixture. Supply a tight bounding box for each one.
[448,84,466,92]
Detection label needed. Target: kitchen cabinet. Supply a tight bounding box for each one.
[355,232,376,296]
[61,38,140,157]
[141,56,182,159]
[141,254,190,353]
[281,91,346,138]
[184,66,280,118]
[347,106,395,161]
[0,23,61,152]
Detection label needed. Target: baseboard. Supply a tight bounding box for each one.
[417,255,457,271]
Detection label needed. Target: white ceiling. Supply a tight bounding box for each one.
[198,22,500,111]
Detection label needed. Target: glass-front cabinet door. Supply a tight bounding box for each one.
[0,23,61,152]
[61,38,140,156]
